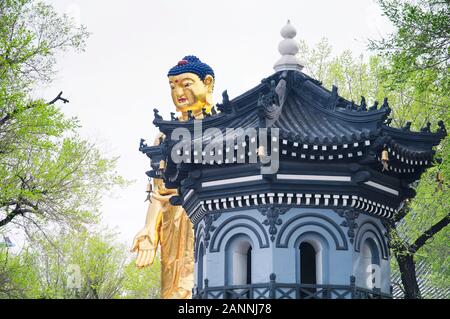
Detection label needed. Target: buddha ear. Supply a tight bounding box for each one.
[203,75,214,92]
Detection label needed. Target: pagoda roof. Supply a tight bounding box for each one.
[140,70,446,222]
[151,70,445,158]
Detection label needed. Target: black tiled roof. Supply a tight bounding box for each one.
[274,87,377,145]
[152,70,444,153]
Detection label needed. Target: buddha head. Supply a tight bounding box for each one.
[167,55,214,119]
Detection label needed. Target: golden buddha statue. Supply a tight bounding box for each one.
[131,56,215,299]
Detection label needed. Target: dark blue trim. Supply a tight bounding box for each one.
[194,224,205,262]
[354,221,389,260]
[276,213,348,250]
[209,216,270,252]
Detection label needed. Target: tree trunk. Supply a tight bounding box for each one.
[396,253,421,299]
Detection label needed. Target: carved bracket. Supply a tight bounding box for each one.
[259,207,290,242]
[204,213,221,248]
[337,209,360,244]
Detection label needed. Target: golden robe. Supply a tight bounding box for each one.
[145,178,195,299]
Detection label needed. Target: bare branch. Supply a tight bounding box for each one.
[0,91,69,128]
[410,213,450,253]
[47,91,69,105]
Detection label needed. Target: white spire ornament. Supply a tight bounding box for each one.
[273,20,304,72]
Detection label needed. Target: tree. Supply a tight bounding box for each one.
[369,0,449,299]
[121,257,161,299]
[0,0,88,86]
[0,247,40,298]
[0,1,124,238]
[26,229,127,299]
[0,228,161,299]
[298,37,449,298]
[369,0,449,93]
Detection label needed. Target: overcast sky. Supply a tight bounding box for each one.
[38,0,393,245]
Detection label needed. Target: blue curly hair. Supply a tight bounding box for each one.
[167,55,215,80]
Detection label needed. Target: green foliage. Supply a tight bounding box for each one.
[122,256,161,299]
[0,0,89,88]
[0,229,161,299]
[0,0,132,299]
[370,0,449,297]
[0,247,40,298]
[29,229,127,299]
[0,0,125,236]
[370,0,449,93]
[401,137,450,291]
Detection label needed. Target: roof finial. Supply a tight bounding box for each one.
[274,20,304,72]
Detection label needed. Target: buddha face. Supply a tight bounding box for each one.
[168,72,214,116]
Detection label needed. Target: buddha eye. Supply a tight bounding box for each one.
[184,82,191,88]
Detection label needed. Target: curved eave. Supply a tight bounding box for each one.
[294,80,390,124]
[381,125,445,146]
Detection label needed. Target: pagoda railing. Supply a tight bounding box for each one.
[192,275,391,299]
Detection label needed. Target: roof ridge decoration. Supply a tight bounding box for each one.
[284,72,391,126]
[257,72,288,128]
[274,20,304,72]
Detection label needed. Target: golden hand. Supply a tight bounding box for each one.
[131,228,156,268]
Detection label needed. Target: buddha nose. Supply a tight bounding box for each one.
[176,87,184,96]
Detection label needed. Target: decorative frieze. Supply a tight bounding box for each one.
[258,207,290,241]
[337,209,360,244]
[188,192,396,224]
[203,212,221,248]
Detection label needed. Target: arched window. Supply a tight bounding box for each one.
[359,237,381,289]
[300,242,316,285]
[197,242,205,289]
[299,242,317,298]
[295,233,328,287]
[226,235,253,286]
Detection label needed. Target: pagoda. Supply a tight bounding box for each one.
[139,22,446,299]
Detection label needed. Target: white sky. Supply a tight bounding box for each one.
[36,0,393,245]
